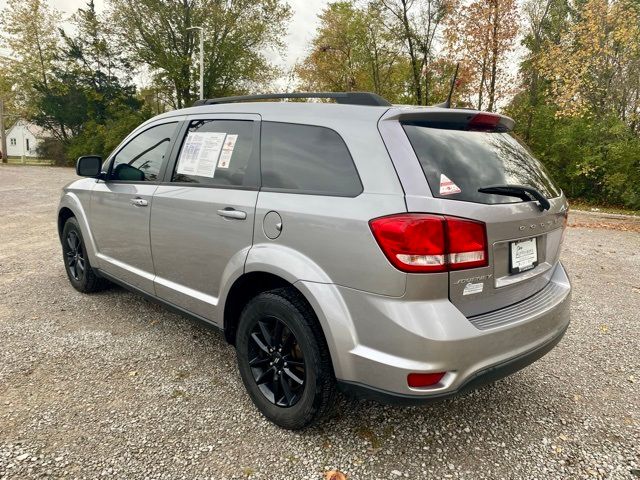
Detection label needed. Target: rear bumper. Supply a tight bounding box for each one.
[300,262,571,400]
[337,322,568,405]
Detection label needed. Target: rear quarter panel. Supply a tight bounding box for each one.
[247,113,408,297]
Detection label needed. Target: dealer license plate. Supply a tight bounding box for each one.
[510,237,538,274]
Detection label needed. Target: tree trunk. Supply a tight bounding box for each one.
[488,0,499,112]
[478,56,486,111]
[400,0,422,104]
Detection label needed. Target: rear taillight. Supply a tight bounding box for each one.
[446,217,488,270]
[369,214,488,273]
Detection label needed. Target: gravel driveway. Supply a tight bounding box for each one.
[1,165,638,480]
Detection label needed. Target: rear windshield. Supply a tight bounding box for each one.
[402,123,561,204]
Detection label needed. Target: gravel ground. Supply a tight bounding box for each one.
[0,165,638,480]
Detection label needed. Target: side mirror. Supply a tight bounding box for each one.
[76,155,102,177]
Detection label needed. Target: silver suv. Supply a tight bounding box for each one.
[58,92,571,429]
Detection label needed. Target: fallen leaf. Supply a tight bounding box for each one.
[325,470,347,480]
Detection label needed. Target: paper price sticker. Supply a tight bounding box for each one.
[176,132,226,178]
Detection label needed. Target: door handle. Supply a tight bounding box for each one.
[130,197,148,207]
[217,208,247,220]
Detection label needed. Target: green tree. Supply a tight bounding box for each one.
[296,2,409,102]
[537,0,640,131]
[506,0,640,209]
[511,0,570,141]
[33,1,148,162]
[108,0,291,108]
[0,0,62,116]
[379,0,454,105]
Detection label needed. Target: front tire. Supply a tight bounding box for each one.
[235,288,336,430]
[61,217,107,293]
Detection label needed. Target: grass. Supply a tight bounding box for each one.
[569,200,640,217]
[4,157,54,166]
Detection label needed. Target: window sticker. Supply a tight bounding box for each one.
[439,174,462,195]
[217,134,238,169]
[176,131,227,178]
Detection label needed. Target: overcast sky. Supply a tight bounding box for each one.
[0,0,329,81]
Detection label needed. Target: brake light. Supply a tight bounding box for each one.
[468,113,501,132]
[369,214,488,273]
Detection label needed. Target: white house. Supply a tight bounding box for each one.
[5,120,50,158]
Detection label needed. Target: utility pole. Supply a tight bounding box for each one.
[0,99,7,163]
[21,120,25,164]
[187,26,204,100]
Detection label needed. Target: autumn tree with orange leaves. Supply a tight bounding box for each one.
[446,0,519,112]
[537,0,640,130]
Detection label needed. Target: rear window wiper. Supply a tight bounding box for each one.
[478,184,551,211]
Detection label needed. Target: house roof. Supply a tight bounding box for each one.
[6,120,52,139]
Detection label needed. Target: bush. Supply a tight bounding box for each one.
[37,137,67,166]
[509,97,640,210]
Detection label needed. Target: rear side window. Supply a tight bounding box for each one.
[172,120,259,188]
[403,124,561,204]
[261,122,362,196]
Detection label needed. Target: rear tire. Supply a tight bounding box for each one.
[235,287,336,430]
[61,217,108,293]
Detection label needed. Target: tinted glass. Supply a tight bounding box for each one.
[172,120,258,187]
[403,124,561,204]
[111,122,177,181]
[261,122,362,196]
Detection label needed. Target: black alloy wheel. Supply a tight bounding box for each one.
[236,288,336,429]
[61,217,108,293]
[65,230,86,281]
[248,315,306,407]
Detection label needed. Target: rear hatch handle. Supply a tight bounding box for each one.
[478,184,551,211]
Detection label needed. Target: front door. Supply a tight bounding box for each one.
[90,121,180,293]
[150,114,260,322]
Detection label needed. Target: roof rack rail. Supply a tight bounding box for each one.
[192,92,392,107]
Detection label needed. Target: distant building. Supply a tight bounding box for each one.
[5,120,51,158]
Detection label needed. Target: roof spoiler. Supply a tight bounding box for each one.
[192,92,392,107]
[384,108,516,132]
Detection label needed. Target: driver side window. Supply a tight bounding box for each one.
[110,122,178,181]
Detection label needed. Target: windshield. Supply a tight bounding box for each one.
[402,123,561,204]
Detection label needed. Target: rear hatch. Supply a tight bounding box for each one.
[385,109,568,317]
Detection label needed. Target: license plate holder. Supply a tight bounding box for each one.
[510,237,538,274]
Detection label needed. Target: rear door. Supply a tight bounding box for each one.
[379,109,568,317]
[149,114,260,322]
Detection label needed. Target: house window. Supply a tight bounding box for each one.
[10,138,16,146]
[26,139,30,151]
